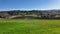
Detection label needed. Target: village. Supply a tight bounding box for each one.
[0,10,60,19]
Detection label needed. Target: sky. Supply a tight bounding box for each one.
[0,0,60,10]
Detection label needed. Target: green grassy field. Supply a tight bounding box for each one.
[0,19,60,34]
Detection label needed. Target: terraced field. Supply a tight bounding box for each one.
[0,19,60,34]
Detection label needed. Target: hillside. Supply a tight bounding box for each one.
[0,10,60,19]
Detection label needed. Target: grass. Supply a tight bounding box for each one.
[0,19,60,34]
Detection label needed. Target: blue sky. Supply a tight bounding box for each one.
[0,0,60,10]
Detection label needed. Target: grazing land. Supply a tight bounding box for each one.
[0,19,60,34]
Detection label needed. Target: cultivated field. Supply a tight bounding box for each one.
[0,19,60,34]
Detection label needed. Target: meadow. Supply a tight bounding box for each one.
[0,19,60,34]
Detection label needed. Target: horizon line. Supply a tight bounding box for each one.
[0,8,60,11]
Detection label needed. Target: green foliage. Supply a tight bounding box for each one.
[0,19,60,34]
